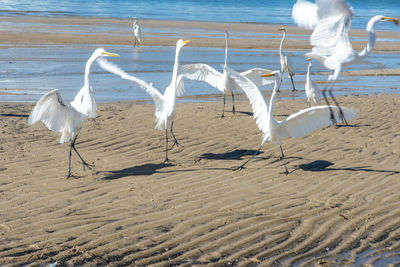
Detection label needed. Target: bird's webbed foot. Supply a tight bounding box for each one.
[79,160,95,171]
[170,139,183,149]
[67,173,80,179]
[163,157,176,163]
[232,164,246,171]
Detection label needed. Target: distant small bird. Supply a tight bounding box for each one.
[305,58,321,107]
[292,0,398,123]
[28,48,119,178]
[181,30,273,117]
[97,40,190,162]
[225,66,357,174]
[278,27,296,92]
[133,17,142,47]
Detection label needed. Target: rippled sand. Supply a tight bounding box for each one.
[2,93,400,265]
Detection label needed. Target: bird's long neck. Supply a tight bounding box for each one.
[268,77,280,122]
[224,33,228,67]
[279,30,286,57]
[306,62,312,82]
[170,45,182,92]
[84,54,97,89]
[358,17,378,59]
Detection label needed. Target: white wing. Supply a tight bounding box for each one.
[181,63,224,92]
[278,105,357,138]
[28,89,85,143]
[316,0,354,21]
[292,0,319,29]
[70,84,96,118]
[284,56,295,77]
[292,0,353,30]
[310,14,354,58]
[297,0,354,59]
[97,58,163,108]
[176,74,185,96]
[240,68,275,87]
[225,66,272,135]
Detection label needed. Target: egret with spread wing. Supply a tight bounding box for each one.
[225,66,357,174]
[305,58,321,107]
[133,17,142,47]
[181,30,273,117]
[28,48,120,178]
[278,27,296,92]
[292,0,398,123]
[97,39,190,162]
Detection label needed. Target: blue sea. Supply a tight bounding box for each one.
[1,0,400,31]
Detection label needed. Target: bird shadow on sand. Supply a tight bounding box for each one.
[0,113,29,118]
[336,123,370,128]
[199,149,262,161]
[298,160,400,174]
[101,162,175,180]
[234,110,253,116]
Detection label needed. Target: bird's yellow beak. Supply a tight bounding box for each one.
[382,17,399,26]
[279,27,285,31]
[183,40,191,45]
[306,58,311,62]
[261,73,275,77]
[102,51,120,57]
[225,29,228,34]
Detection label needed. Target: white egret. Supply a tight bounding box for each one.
[292,0,398,123]
[28,48,120,178]
[97,39,190,162]
[181,30,273,117]
[278,27,296,92]
[305,58,321,107]
[225,66,357,174]
[133,17,142,47]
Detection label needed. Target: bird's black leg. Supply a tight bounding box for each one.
[164,129,170,162]
[280,145,289,175]
[233,144,264,171]
[221,94,226,118]
[328,87,347,125]
[170,121,182,149]
[290,75,296,91]
[322,81,337,125]
[67,142,73,178]
[71,137,94,170]
[231,91,236,115]
[277,75,283,92]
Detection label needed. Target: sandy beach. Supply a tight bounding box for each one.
[1,16,400,266]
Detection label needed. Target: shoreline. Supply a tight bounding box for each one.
[1,16,400,51]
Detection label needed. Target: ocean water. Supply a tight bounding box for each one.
[1,44,399,103]
[0,0,399,31]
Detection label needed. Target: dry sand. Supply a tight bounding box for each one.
[1,16,400,266]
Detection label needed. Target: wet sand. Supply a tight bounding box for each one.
[1,16,400,51]
[1,16,400,266]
